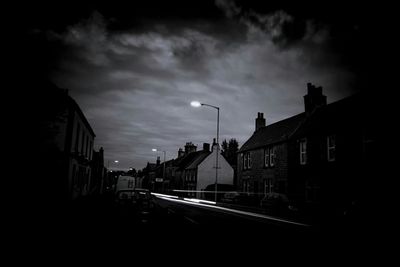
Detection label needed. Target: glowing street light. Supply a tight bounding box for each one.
[190,101,201,107]
[190,101,220,202]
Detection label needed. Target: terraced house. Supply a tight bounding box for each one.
[237,83,375,216]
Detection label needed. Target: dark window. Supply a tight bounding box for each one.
[75,123,80,152]
[264,148,270,167]
[85,136,89,158]
[327,135,336,162]
[270,146,275,166]
[81,131,85,155]
[247,152,252,169]
[300,138,307,165]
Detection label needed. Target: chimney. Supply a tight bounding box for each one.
[304,83,327,114]
[203,143,210,152]
[255,112,266,131]
[184,142,197,155]
[156,156,160,166]
[178,148,184,158]
[212,138,219,152]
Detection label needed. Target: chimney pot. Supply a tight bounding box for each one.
[203,143,210,152]
[255,112,266,131]
[304,83,327,114]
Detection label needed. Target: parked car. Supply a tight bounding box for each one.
[131,188,153,210]
[221,191,241,204]
[115,189,135,205]
[260,192,295,216]
[221,191,259,206]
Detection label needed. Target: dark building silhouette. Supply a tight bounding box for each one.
[237,83,376,222]
[91,147,108,195]
[27,79,98,204]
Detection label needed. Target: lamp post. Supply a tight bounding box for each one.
[190,101,220,202]
[152,148,166,192]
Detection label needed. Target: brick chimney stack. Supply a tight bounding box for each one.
[184,142,197,155]
[255,112,266,131]
[178,148,184,158]
[203,143,210,152]
[304,83,327,114]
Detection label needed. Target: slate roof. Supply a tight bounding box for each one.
[185,151,211,170]
[239,113,306,152]
[174,151,205,171]
[293,93,363,137]
[239,92,364,153]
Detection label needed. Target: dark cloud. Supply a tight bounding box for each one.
[23,1,375,170]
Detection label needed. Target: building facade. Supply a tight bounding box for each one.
[237,83,375,217]
[36,81,96,201]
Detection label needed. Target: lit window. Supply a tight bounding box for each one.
[327,135,336,162]
[300,138,307,165]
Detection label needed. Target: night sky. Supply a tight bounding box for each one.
[21,0,385,170]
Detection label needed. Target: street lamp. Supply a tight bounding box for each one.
[152,148,166,191]
[190,100,220,202]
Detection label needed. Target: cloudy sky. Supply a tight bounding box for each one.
[24,0,378,170]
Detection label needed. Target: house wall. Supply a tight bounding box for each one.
[197,149,234,198]
[237,142,289,200]
[67,108,95,199]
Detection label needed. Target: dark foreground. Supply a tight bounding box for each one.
[12,192,385,261]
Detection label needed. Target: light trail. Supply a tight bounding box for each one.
[153,193,310,227]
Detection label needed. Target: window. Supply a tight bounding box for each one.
[327,135,336,162]
[247,152,252,169]
[243,152,251,170]
[300,138,307,165]
[264,148,270,167]
[265,146,276,167]
[81,131,85,155]
[85,136,89,158]
[75,123,80,152]
[89,140,93,160]
[264,179,273,195]
[243,180,250,193]
[269,146,275,167]
[128,179,134,188]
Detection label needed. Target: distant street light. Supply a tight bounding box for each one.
[107,159,119,170]
[190,101,220,202]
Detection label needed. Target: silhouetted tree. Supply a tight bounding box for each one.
[221,138,239,166]
[127,167,137,176]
